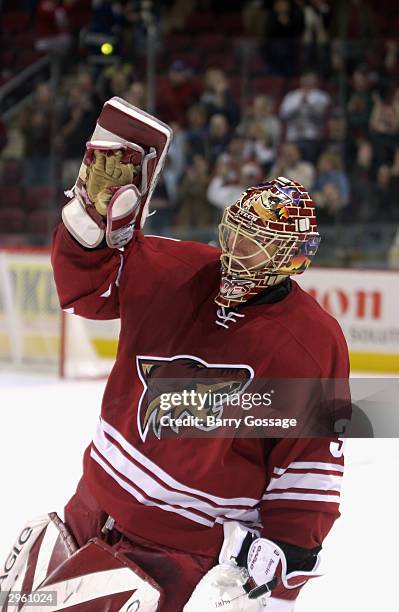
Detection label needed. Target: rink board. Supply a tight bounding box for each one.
[1,249,398,373]
[298,268,399,373]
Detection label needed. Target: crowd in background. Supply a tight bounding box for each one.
[1,0,399,258]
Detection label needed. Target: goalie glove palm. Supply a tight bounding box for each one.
[86,149,137,216]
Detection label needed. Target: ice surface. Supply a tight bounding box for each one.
[0,372,398,610]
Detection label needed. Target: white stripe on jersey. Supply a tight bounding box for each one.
[266,472,342,493]
[99,418,259,507]
[263,492,341,504]
[273,461,344,475]
[93,424,259,523]
[144,234,180,241]
[91,448,214,527]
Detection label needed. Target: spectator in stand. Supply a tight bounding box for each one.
[242,119,278,173]
[388,227,399,268]
[207,160,263,210]
[302,0,331,77]
[84,0,125,58]
[370,162,399,222]
[369,90,399,167]
[0,117,25,162]
[200,68,239,127]
[262,0,305,77]
[163,122,186,207]
[146,174,174,232]
[120,1,147,63]
[346,65,374,141]
[0,119,8,156]
[177,155,215,227]
[124,81,146,109]
[21,110,51,186]
[242,0,267,36]
[253,95,281,146]
[161,0,195,34]
[184,104,208,160]
[330,0,376,72]
[270,143,315,189]
[69,70,102,117]
[384,40,398,76]
[280,71,330,162]
[59,86,99,189]
[35,0,72,53]
[157,61,199,125]
[349,140,374,220]
[312,151,350,223]
[34,83,53,115]
[98,62,134,102]
[204,113,232,170]
[238,95,281,151]
[143,121,187,231]
[215,136,247,185]
[20,84,54,186]
[321,109,350,166]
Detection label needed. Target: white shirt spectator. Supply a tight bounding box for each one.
[280,73,330,141]
[207,162,263,209]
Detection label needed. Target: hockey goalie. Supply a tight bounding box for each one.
[0,98,350,611]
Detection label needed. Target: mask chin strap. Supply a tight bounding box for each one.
[215,307,246,329]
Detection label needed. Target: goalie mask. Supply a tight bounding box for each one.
[215,176,320,308]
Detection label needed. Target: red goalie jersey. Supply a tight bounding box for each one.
[52,225,349,557]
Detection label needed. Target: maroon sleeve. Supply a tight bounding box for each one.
[51,224,122,319]
[260,307,350,550]
[260,437,345,549]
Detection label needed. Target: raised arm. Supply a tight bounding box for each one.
[51,97,173,319]
[51,224,123,319]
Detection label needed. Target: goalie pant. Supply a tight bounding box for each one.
[64,478,215,611]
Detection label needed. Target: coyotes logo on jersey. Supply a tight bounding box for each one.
[136,355,253,441]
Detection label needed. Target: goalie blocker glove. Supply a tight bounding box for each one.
[62,97,173,249]
[183,521,322,611]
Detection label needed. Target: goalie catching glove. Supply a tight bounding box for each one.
[183,522,321,611]
[62,97,173,249]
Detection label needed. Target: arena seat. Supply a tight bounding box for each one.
[0,186,23,209]
[25,186,53,211]
[0,208,25,233]
[0,160,23,184]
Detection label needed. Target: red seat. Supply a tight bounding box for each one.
[248,54,266,75]
[217,13,243,34]
[226,75,243,105]
[26,209,61,235]
[194,33,226,53]
[0,160,23,185]
[1,12,30,33]
[0,185,23,209]
[172,51,202,71]
[0,208,25,233]
[252,76,286,100]
[25,186,53,211]
[205,52,237,73]
[0,50,16,68]
[164,34,191,54]
[186,13,215,33]
[17,49,44,69]
[14,31,36,48]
